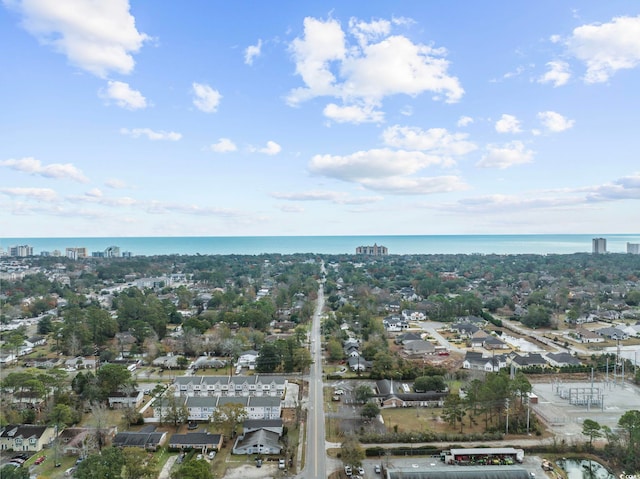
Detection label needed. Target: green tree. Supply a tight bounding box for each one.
[361,401,380,420]
[122,448,158,479]
[161,390,188,430]
[96,364,134,400]
[340,434,365,467]
[255,342,281,373]
[171,459,213,479]
[582,419,602,448]
[442,394,466,433]
[0,465,29,479]
[414,375,446,392]
[354,384,373,404]
[326,338,344,361]
[211,402,247,440]
[75,447,125,479]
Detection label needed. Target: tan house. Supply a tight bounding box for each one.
[0,424,55,452]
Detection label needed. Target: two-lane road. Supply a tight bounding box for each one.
[298,264,327,479]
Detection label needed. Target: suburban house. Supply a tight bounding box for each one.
[462,351,507,372]
[394,332,422,345]
[574,328,605,344]
[470,330,490,348]
[383,316,409,332]
[401,309,426,321]
[242,419,283,436]
[232,428,282,455]
[595,327,628,340]
[23,357,62,369]
[347,356,371,372]
[0,352,17,365]
[168,431,223,452]
[402,340,436,357]
[451,322,480,338]
[545,352,582,367]
[108,390,144,409]
[112,427,167,451]
[237,350,259,369]
[0,425,55,452]
[483,336,509,350]
[64,357,96,370]
[509,353,548,369]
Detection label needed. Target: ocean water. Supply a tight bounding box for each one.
[2,234,639,256]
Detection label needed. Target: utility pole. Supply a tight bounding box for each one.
[505,398,510,435]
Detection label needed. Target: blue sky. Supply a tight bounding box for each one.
[1,1,640,238]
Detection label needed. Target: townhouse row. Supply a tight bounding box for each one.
[172,375,287,398]
[153,395,282,422]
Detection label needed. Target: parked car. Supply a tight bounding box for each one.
[196,454,203,460]
[256,458,262,468]
[208,451,216,460]
[279,458,285,469]
[374,464,381,473]
[345,465,352,476]
[358,466,365,475]
[34,456,46,465]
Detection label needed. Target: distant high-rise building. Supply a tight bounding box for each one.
[9,244,33,257]
[356,243,388,256]
[66,247,88,259]
[592,238,607,254]
[627,242,640,254]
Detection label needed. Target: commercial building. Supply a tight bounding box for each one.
[356,243,388,256]
[592,237,607,254]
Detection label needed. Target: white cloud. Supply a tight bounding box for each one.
[101,81,147,109]
[565,15,640,83]
[120,128,182,141]
[287,16,463,123]
[209,138,237,153]
[0,157,89,182]
[104,178,130,189]
[537,111,575,132]
[382,125,477,157]
[323,103,384,123]
[244,39,262,65]
[255,141,281,156]
[192,82,222,113]
[358,176,468,195]
[0,186,58,201]
[271,190,383,204]
[5,0,149,77]
[309,148,451,182]
[477,141,534,169]
[278,204,305,213]
[538,60,571,87]
[586,172,640,201]
[85,188,103,197]
[495,114,522,134]
[457,116,473,127]
[348,17,391,47]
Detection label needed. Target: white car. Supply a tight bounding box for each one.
[374,464,381,474]
[208,451,216,460]
[345,465,352,476]
[358,466,365,475]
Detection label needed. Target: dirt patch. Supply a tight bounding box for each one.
[223,463,278,479]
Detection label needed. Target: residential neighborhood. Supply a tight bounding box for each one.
[2,250,640,478]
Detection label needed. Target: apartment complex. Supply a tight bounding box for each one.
[628,242,640,254]
[8,245,33,257]
[592,237,607,254]
[355,243,388,256]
